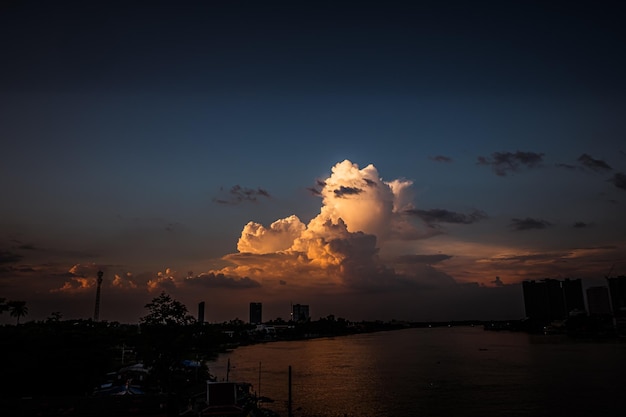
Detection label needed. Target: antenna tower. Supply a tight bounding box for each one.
[94,270,104,321]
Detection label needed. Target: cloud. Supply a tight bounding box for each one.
[577,153,612,173]
[473,247,626,283]
[0,250,22,264]
[146,268,178,292]
[214,185,271,205]
[237,215,307,254]
[394,254,453,265]
[112,273,138,289]
[430,155,452,163]
[573,221,589,228]
[211,160,454,291]
[556,153,613,173]
[510,217,552,231]
[477,151,544,176]
[610,172,626,190]
[492,252,572,263]
[305,160,419,240]
[306,179,326,196]
[405,208,488,226]
[50,264,102,293]
[186,272,261,288]
[17,243,37,251]
[333,185,364,198]
[68,263,103,277]
[554,163,578,171]
[50,278,93,293]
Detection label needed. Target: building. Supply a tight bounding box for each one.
[292,304,310,322]
[198,301,205,324]
[522,278,585,323]
[562,278,585,313]
[523,280,549,321]
[249,302,262,324]
[586,286,611,316]
[607,276,626,316]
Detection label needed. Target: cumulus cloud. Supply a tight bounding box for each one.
[112,272,138,289]
[50,278,93,293]
[214,185,271,205]
[212,160,454,290]
[147,268,177,292]
[237,215,306,254]
[50,264,104,293]
[430,155,452,163]
[510,217,552,231]
[477,151,544,176]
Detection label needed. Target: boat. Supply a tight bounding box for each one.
[180,381,277,416]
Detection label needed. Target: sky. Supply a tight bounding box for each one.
[1,0,626,324]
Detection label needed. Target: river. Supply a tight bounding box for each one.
[208,326,625,417]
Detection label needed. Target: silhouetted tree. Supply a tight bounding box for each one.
[137,293,195,394]
[46,311,63,323]
[140,292,195,326]
[8,300,28,324]
[0,297,8,314]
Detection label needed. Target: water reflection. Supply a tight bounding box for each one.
[209,327,625,417]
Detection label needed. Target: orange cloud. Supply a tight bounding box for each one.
[112,273,138,289]
[210,160,454,290]
[50,277,93,293]
[147,268,177,292]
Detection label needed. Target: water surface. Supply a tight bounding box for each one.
[209,327,625,416]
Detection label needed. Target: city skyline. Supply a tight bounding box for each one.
[1,1,626,323]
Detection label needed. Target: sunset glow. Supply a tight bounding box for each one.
[1,1,625,324]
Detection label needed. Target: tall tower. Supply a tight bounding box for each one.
[198,301,205,325]
[94,270,104,321]
[249,302,262,324]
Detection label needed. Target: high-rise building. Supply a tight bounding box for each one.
[198,301,205,324]
[607,276,626,317]
[522,278,585,322]
[523,280,551,321]
[545,279,566,320]
[249,302,262,324]
[586,286,611,316]
[562,278,585,314]
[292,304,310,322]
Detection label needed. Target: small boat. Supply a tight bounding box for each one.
[181,381,256,416]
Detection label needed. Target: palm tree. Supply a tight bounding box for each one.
[8,301,28,325]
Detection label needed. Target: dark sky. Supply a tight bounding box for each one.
[1,0,625,323]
